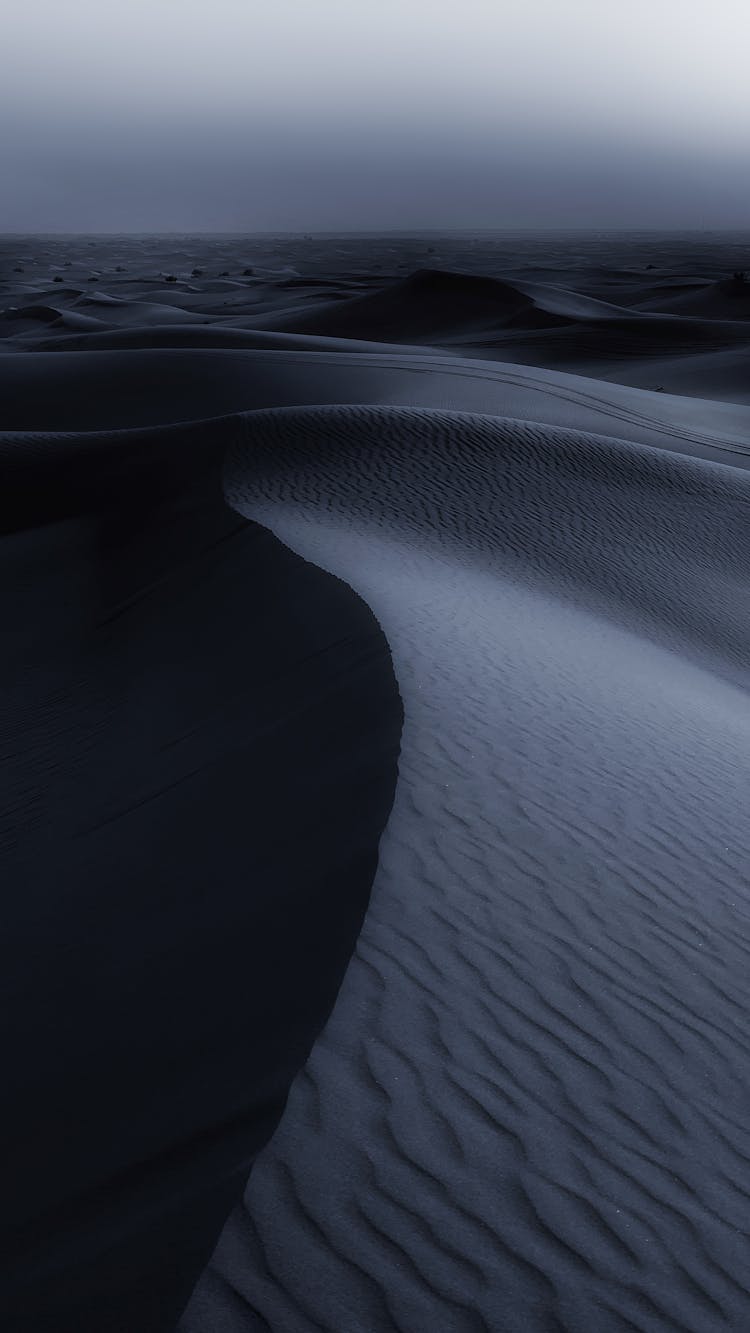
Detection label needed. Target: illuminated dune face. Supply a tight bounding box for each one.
[210,403,750,1332]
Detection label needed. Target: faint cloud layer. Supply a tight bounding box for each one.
[2,0,749,230]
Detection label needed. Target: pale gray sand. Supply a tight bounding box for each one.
[181,405,750,1332]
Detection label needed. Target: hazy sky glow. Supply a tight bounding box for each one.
[2,0,749,230]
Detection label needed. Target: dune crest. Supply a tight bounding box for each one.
[183,404,750,1332]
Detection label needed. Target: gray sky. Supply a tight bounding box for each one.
[2,0,749,231]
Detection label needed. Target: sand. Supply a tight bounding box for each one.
[1,232,749,1332]
[0,416,401,1331]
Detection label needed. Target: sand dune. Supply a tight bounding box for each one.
[72,294,211,325]
[0,416,401,1331]
[4,237,749,406]
[601,346,750,406]
[634,278,750,320]
[191,405,750,1332]
[229,270,750,382]
[242,269,572,339]
[25,324,440,357]
[2,232,750,1332]
[2,348,749,467]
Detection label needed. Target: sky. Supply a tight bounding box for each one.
[2,0,749,232]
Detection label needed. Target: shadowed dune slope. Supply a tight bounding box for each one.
[634,279,750,320]
[0,420,402,1331]
[179,405,750,1333]
[600,346,750,406]
[4,236,750,404]
[22,324,438,357]
[241,269,573,340]
[230,268,750,364]
[1,349,749,469]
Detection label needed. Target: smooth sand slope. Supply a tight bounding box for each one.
[1,234,750,1332]
[2,348,750,466]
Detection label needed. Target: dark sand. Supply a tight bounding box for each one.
[1,232,749,1332]
[0,417,401,1330]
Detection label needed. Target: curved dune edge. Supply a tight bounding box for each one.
[5,241,750,405]
[0,421,402,1332]
[180,405,750,1332]
[2,345,750,469]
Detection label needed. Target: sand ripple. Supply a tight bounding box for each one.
[182,406,750,1332]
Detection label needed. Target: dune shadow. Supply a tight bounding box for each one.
[0,422,402,1331]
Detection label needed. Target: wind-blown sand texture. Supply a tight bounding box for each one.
[2,233,749,1332]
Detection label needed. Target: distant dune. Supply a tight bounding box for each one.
[2,233,750,1332]
[634,277,750,320]
[245,268,573,339]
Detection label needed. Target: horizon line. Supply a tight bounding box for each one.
[2,225,749,238]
